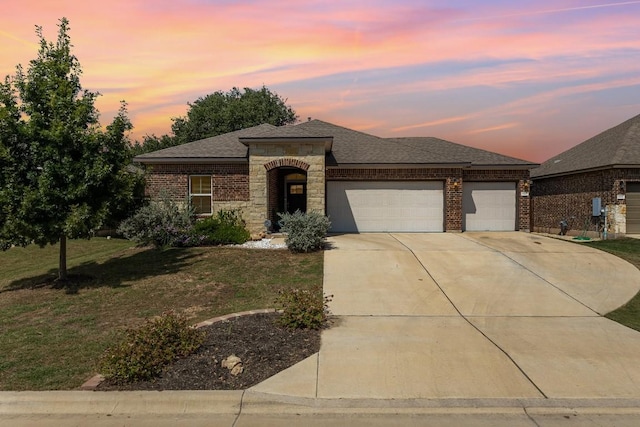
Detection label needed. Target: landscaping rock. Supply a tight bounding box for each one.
[221,355,244,376]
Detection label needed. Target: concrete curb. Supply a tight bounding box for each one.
[79,308,278,391]
[3,391,640,417]
[0,391,244,416]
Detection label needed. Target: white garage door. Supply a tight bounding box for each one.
[327,181,444,232]
[463,182,516,231]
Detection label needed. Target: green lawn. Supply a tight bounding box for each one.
[0,238,323,390]
[587,238,640,331]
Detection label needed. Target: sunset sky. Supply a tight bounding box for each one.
[2,1,640,163]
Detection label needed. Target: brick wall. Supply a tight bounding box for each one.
[531,168,640,235]
[144,162,533,233]
[145,163,250,215]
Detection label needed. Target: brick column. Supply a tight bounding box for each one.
[518,179,531,232]
[445,176,462,232]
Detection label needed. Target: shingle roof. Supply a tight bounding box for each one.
[134,119,536,167]
[531,114,640,178]
[386,137,536,167]
[133,124,276,161]
[296,120,463,165]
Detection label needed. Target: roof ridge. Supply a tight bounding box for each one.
[531,113,640,178]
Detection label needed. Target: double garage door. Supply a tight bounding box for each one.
[326,181,516,233]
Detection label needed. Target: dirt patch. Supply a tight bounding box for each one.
[97,312,321,391]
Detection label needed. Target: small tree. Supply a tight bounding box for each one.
[0,18,140,283]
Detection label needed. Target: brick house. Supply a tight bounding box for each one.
[531,114,640,236]
[134,120,536,235]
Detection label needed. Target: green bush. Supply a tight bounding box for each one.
[278,210,331,252]
[99,311,204,384]
[192,209,250,245]
[117,194,194,248]
[274,288,333,330]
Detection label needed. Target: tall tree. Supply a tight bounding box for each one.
[132,86,297,155]
[171,86,298,144]
[0,18,140,283]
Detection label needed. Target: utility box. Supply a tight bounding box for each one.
[592,197,602,216]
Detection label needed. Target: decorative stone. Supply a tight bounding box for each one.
[221,354,244,376]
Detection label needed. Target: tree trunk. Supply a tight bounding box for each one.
[58,235,68,281]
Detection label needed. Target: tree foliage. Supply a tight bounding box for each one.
[131,86,298,155]
[0,18,142,281]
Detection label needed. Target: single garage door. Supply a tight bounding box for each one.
[463,182,516,231]
[327,181,444,232]
[626,183,640,234]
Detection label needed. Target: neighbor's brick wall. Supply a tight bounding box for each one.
[144,163,250,215]
[531,168,640,235]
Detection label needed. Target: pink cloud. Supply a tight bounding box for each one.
[1,0,639,161]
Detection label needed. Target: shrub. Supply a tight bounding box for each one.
[99,311,204,384]
[277,210,331,253]
[192,209,250,245]
[274,287,333,330]
[117,194,194,248]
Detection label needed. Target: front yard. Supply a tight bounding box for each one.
[588,238,640,331]
[0,238,322,390]
[3,235,640,391]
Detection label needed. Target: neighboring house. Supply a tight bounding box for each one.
[531,113,640,236]
[134,120,536,235]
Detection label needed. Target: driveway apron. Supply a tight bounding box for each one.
[250,232,640,401]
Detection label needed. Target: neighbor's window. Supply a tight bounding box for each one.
[189,175,212,215]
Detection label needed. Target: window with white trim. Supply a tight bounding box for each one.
[189,175,212,215]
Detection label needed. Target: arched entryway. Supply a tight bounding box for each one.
[265,159,310,230]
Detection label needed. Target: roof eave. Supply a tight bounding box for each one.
[326,162,471,169]
[134,157,248,164]
[531,163,640,180]
[468,163,538,170]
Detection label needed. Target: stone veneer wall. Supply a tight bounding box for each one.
[248,142,326,234]
[531,168,640,236]
[326,168,531,232]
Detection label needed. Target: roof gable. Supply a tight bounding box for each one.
[532,114,640,178]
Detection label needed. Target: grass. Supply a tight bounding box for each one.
[0,238,323,390]
[587,238,640,331]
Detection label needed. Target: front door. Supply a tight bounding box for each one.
[286,183,307,213]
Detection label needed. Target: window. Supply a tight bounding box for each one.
[289,184,304,195]
[189,176,212,214]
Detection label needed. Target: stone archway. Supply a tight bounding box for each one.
[248,145,326,235]
[266,166,308,230]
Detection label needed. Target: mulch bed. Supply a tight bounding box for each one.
[96,312,321,391]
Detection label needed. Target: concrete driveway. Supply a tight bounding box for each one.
[250,232,640,402]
